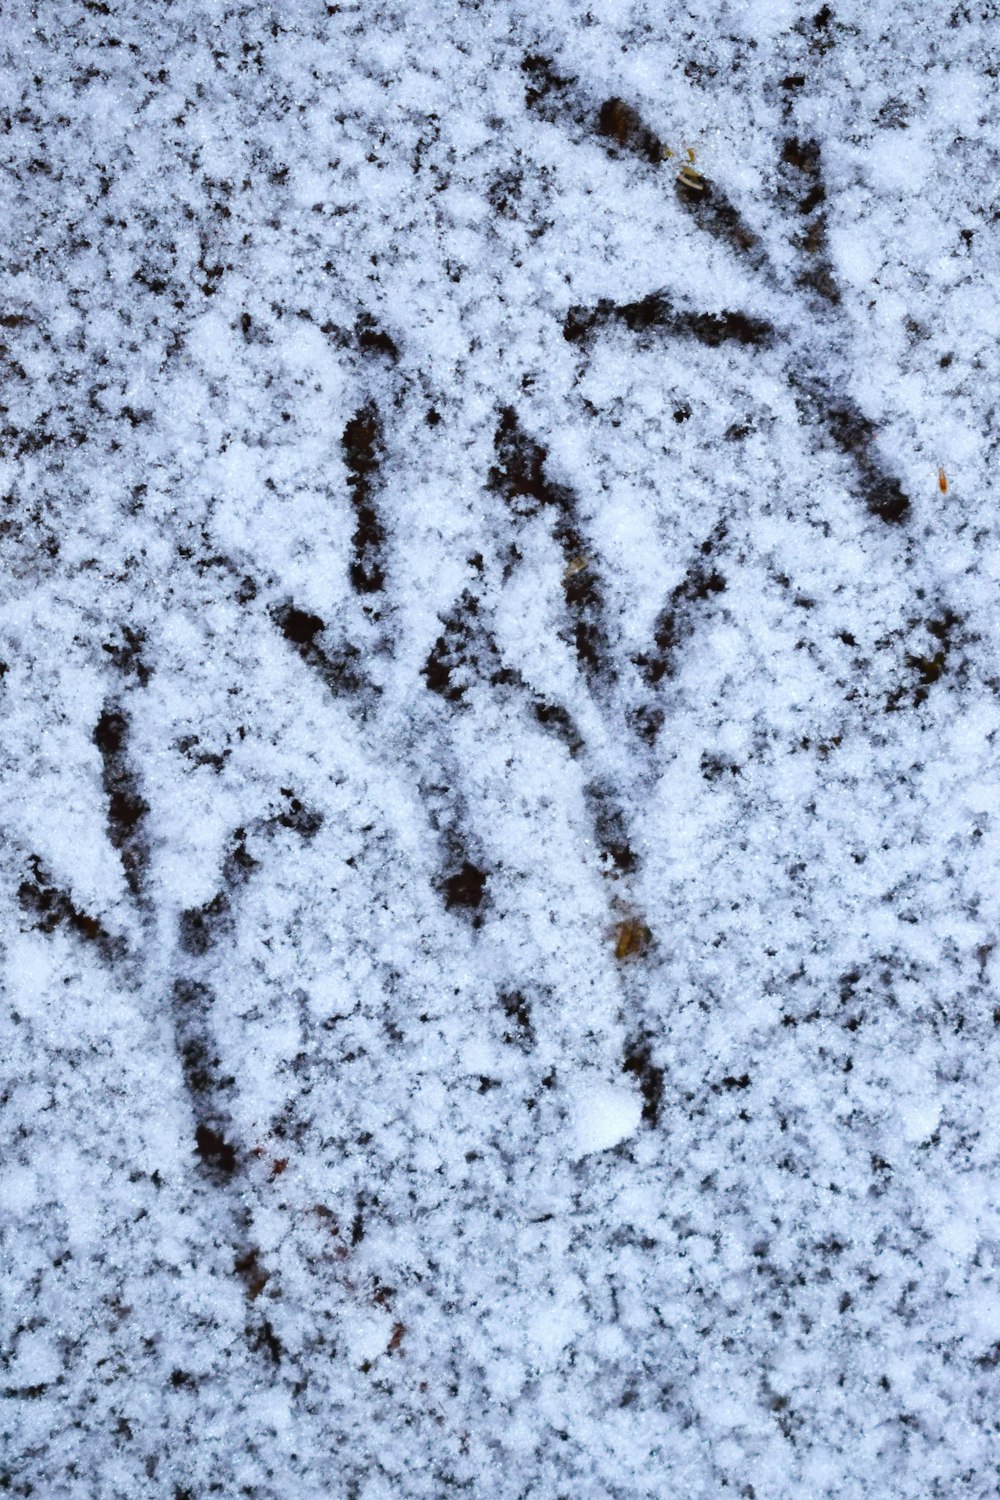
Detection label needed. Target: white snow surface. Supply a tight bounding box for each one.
[2,1,1000,1496]
[574,1080,644,1157]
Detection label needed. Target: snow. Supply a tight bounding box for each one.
[574,1080,644,1156]
[2,0,1000,1495]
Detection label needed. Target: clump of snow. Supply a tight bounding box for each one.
[573,1080,643,1156]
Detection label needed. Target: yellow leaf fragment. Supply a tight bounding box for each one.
[614,917,651,961]
[677,164,705,192]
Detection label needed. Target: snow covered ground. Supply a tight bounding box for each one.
[2,1,1000,1495]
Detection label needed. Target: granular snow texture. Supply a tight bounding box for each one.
[2,2,1000,1496]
